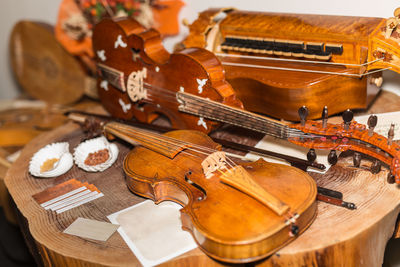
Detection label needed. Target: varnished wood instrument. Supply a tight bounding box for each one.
[69,112,317,263]
[68,110,359,210]
[92,17,242,133]
[92,17,400,184]
[182,8,400,120]
[9,21,91,104]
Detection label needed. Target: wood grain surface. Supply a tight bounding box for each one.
[4,117,400,266]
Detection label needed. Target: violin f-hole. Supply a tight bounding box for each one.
[131,48,141,62]
[185,171,207,201]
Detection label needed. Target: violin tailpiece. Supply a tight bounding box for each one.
[220,165,290,216]
[127,68,147,102]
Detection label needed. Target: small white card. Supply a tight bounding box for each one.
[108,200,197,267]
[63,217,119,242]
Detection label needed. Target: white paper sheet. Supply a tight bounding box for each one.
[107,200,197,267]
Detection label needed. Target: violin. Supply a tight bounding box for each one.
[92,17,400,184]
[182,8,400,120]
[92,17,243,133]
[69,112,317,263]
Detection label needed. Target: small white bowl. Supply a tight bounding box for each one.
[29,142,73,178]
[73,136,118,172]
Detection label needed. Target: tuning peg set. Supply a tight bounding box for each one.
[297,107,397,180]
[298,106,355,130]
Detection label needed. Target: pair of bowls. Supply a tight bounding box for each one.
[28,136,119,178]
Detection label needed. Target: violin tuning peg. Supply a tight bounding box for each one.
[290,224,299,236]
[342,109,353,130]
[388,123,395,146]
[307,148,316,163]
[328,150,338,165]
[298,106,309,126]
[367,115,377,136]
[353,152,361,168]
[370,160,381,174]
[321,106,328,128]
[387,172,396,184]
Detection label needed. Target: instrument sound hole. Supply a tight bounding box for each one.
[185,171,207,201]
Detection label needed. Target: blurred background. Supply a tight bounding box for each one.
[2,0,400,99]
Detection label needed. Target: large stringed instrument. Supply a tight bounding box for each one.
[182,8,400,120]
[92,18,400,183]
[69,112,317,263]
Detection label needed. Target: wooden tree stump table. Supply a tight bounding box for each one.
[4,118,400,266]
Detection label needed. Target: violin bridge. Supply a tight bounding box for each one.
[201,151,227,179]
[127,68,147,102]
[220,165,290,216]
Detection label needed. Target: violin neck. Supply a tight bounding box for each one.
[97,63,295,140]
[104,121,189,158]
[177,92,293,140]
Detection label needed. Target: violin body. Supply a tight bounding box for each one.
[181,9,400,120]
[121,128,317,263]
[92,18,242,133]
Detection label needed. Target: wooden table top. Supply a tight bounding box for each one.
[4,91,400,266]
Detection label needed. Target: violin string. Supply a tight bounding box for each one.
[99,67,325,139]
[142,96,311,142]
[141,86,297,138]
[170,92,307,137]
[107,123,216,155]
[107,122,239,167]
[216,53,384,67]
[145,90,300,139]
[141,82,298,135]
[180,104,308,139]
[107,71,312,140]
[144,91,307,138]
[107,123,239,171]
[108,127,237,169]
[220,62,391,77]
[138,93,311,140]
